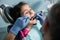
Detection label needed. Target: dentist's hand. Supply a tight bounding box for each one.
[35,13,43,25]
[10,16,30,35]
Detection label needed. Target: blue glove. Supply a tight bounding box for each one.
[10,16,30,35]
[35,13,44,25]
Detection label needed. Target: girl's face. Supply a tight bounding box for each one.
[20,4,36,25]
[20,4,35,18]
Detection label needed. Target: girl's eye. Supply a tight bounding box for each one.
[25,11,29,14]
[24,11,28,14]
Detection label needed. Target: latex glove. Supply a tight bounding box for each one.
[10,16,30,35]
[35,13,44,25]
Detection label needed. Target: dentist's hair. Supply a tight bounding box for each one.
[48,2,60,40]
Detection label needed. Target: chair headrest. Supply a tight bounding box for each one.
[0,4,14,23]
[4,7,14,23]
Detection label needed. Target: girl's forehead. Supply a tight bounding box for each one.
[21,4,31,13]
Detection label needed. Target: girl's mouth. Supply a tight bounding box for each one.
[30,16,36,20]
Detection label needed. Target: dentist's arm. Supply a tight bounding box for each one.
[4,32,16,40]
[4,16,30,40]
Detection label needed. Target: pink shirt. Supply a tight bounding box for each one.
[19,28,29,40]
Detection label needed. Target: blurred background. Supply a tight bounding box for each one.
[0,0,60,40]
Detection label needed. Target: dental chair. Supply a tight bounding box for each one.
[0,4,20,40]
[0,4,14,23]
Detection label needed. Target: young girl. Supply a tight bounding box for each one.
[5,2,44,40]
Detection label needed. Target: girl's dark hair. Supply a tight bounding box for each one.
[10,2,27,24]
[7,2,27,40]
